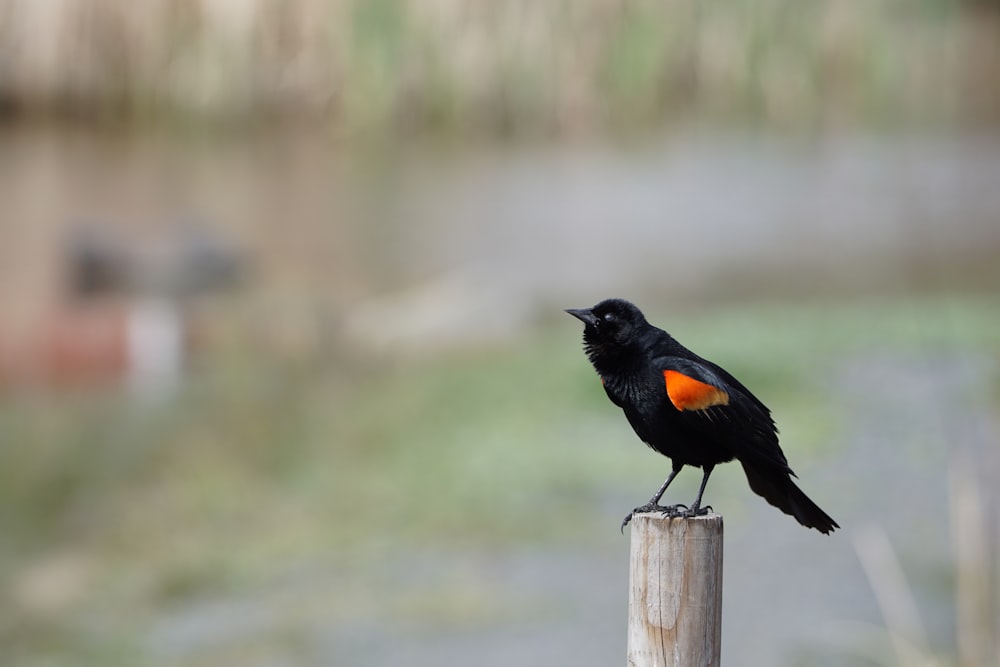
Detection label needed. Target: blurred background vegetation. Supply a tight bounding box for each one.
[1,1,999,666]
[0,0,1000,135]
[1,0,999,133]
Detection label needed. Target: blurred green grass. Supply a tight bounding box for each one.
[1,294,999,664]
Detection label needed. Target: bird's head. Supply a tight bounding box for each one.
[565,298,649,351]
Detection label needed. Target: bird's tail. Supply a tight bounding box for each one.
[740,461,839,534]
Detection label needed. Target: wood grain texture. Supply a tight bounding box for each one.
[627,513,723,667]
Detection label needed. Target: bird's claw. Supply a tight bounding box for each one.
[620,502,717,532]
[683,504,712,518]
[620,503,689,532]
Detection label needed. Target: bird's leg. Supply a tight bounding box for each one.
[621,463,686,532]
[683,464,715,517]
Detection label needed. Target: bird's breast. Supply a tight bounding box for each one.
[601,370,663,412]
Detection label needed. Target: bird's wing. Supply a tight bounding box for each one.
[654,355,792,472]
[655,357,732,412]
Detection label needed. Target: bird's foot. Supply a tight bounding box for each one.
[680,504,713,518]
[620,503,689,532]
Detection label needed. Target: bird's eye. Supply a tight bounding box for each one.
[603,312,616,322]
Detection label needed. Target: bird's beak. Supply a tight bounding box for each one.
[565,307,598,327]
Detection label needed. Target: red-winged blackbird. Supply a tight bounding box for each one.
[567,298,838,534]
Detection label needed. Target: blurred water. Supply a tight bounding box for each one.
[1,127,998,349]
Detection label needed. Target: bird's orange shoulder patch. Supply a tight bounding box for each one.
[663,370,730,411]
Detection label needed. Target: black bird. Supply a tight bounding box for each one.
[566,298,838,534]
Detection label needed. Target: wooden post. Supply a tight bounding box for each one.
[627,513,723,667]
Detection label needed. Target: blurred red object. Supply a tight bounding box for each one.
[0,300,184,394]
